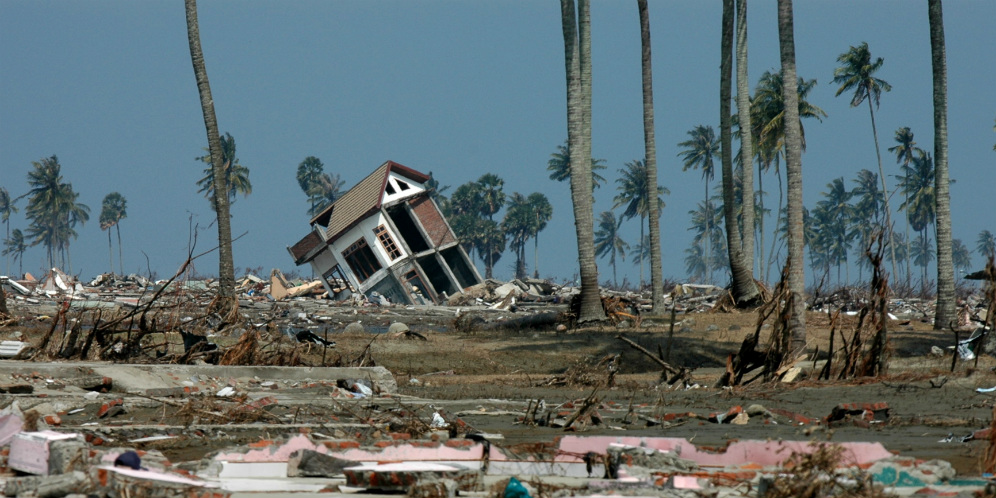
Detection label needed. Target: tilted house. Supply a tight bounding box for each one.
[288,161,482,305]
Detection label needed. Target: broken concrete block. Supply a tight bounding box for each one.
[827,402,889,426]
[344,462,482,492]
[407,477,457,498]
[606,444,698,474]
[9,431,85,475]
[868,457,955,487]
[0,383,33,394]
[3,470,89,498]
[286,449,358,477]
[96,466,229,498]
[0,341,29,358]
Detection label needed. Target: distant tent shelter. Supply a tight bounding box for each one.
[288,161,482,305]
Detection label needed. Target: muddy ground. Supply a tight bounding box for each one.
[5,301,996,477]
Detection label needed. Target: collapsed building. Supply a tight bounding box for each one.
[288,161,482,305]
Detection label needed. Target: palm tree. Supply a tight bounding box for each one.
[638,0,666,312]
[751,70,827,281]
[476,219,506,279]
[688,200,724,284]
[911,234,935,289]
[561,0,605,322]
[978,230,996,260]
[684,243,707,282]
[594,211,628,287]
[307,173,345,217]
[678,125,719,283]
[951,239,971,282]
[778,0,807,353]
[0,187,17,275]
[815,178,856,285]
[546,141,607,190]
[186,0,235,300]
[735,0,756,285]
[527,193,553,278]
[2,229,27,278]
[928,0,955,329]
[477,173,506,275]
[502,192,532,279]
[720,0,761,306]
[888,127,925,288]
[99,192,127,275]
[296,156,324,214]
[24,155,90,271]
[197,132,252,205]
[833,41,896,282]
[898,153,937,294]
[613,159,667,288]
[851,169,884,282]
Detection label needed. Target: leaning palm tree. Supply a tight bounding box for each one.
[888,127,925,288]
[0,187,17,275]
[186,0,235,302]
[833,41,896,281]
[778,0,807,354]
[612,159,667,289]
[678,125,719,283]
[928,0,955,329]
[637,0,666,312]
[546,141,607,191]
[2,229,27,278]
[197,132,252,205]
[99,192,127,275]
[561,0,605,322]
[594,211,629,288]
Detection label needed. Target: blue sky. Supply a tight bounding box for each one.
[1,0,994,288]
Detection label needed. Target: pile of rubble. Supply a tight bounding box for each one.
[0,358,990,498]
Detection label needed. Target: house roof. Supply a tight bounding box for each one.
[310,160,430,244]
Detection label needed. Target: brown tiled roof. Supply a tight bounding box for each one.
[289,230,323,265]
[312,161,430,244]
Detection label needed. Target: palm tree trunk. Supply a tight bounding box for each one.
[107,229,114,275]
[638,218,645,289]
[533,233,540,278]
[904,170,912,289]
[562,0,604,323]
[720,0,759,306]
[704,180,710,284]
[929,0,955,329]
[638,0,665,312]
[186,0,235,299]
[757,162,765,277]
[867,97,898,285]
[767,157,784,282]
[116,224,124,275]
[778,0,806,353]
[736,0,755,277]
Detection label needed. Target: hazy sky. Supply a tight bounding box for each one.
[1,1,994,288]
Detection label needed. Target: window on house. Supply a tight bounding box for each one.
[342,238,382,282]
[385,182,397,195]
[374,225,402,260]
[396,179,410,191]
